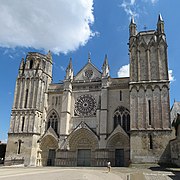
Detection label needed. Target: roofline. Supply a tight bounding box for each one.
[75,61,102,78]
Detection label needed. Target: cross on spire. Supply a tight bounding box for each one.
[144,25,147,30]
[88,52,91,63]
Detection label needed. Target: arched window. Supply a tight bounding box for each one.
[120,90,122,101]
[122,114,126,130]
[127,114,130,132]
[114,115,118,129]
[21,117,25,132]
[149,134,153,149]
[118,115,121,126]
[30,59,33,69]
[113,106,130,134]
[17,140,23,154]
[24,89,28,108]
[148,100,152,125]
[47,111,59,135]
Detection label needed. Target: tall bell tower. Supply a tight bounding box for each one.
[129,15,172,164]
[5,52,52,166]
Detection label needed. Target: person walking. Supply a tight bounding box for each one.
[107,161,111,172]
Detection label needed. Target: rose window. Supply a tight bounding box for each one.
[74,94,97,116]
[84,69,93,79]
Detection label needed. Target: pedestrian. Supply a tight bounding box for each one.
[107,161,111,172]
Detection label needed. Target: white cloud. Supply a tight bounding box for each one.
[0,0,94,54]
[142,0,158,4]
[131,0,136,5]
[9,55,14,59]
[168,70,175,82]
[120,1,138,19]
[60,66,66,72]
[151,0,158,4]
[117,64,129,77]
[120,0,159,20]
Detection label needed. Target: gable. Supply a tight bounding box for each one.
[74,62,102,81]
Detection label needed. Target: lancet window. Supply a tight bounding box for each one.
[113,106,130,134]
[17,139,23,154]
[47,111,58,134]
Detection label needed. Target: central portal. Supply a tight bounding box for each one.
[77,149,91,166]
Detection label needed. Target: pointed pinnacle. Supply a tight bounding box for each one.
[19,58,25,68]
[21,57,24,62]
[88,52,91,62]
[158,13,163,21]
[104,54,108,65]
[130,16,135,24]
[68,57,72,69]
[47,50,52,61]
[47,50,51,56]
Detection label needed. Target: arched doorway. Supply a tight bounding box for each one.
[107,132,130,167]
[39,135,58,166]
[68,128,99,166]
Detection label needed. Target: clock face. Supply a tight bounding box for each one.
[74,94,97,116]
[84,69,93,79]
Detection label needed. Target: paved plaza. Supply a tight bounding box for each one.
[0,166,180,180]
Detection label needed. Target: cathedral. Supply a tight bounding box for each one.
[5,15,174,167]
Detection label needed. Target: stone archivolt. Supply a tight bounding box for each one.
[68,127,99,150]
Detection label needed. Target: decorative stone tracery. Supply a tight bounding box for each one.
[113,106,130,134]
[74,94,97,117]
[47,110,59,134]
[84,69,93,79]
[68,128,99,150]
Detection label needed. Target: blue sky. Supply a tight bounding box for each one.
[0,0,179,142]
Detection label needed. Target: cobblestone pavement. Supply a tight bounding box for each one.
[0,166,179,180]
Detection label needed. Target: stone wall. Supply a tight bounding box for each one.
[4,134,39,166]
[131,130,172,164]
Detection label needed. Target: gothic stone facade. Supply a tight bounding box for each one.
[5,16,173,167]
[170,105,180,167]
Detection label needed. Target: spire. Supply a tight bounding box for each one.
[157,13,164,34]
[68,57,72,70]
[129,16,137,37]
[88,52,91,63]
[19,58,25,70]
[19,58,25,76]
[102,54,110,77]
[130,16,135,24]
[47,50,52,62]
[103,54,108,66]
[66,58,73,80]
[158,13,163,22]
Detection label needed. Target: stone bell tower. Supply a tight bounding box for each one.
[5,52,52,166]
[129,15,172,164]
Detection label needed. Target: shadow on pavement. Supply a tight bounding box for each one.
[149,166,180,180]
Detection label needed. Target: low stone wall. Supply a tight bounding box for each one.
[4,158,24,166]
